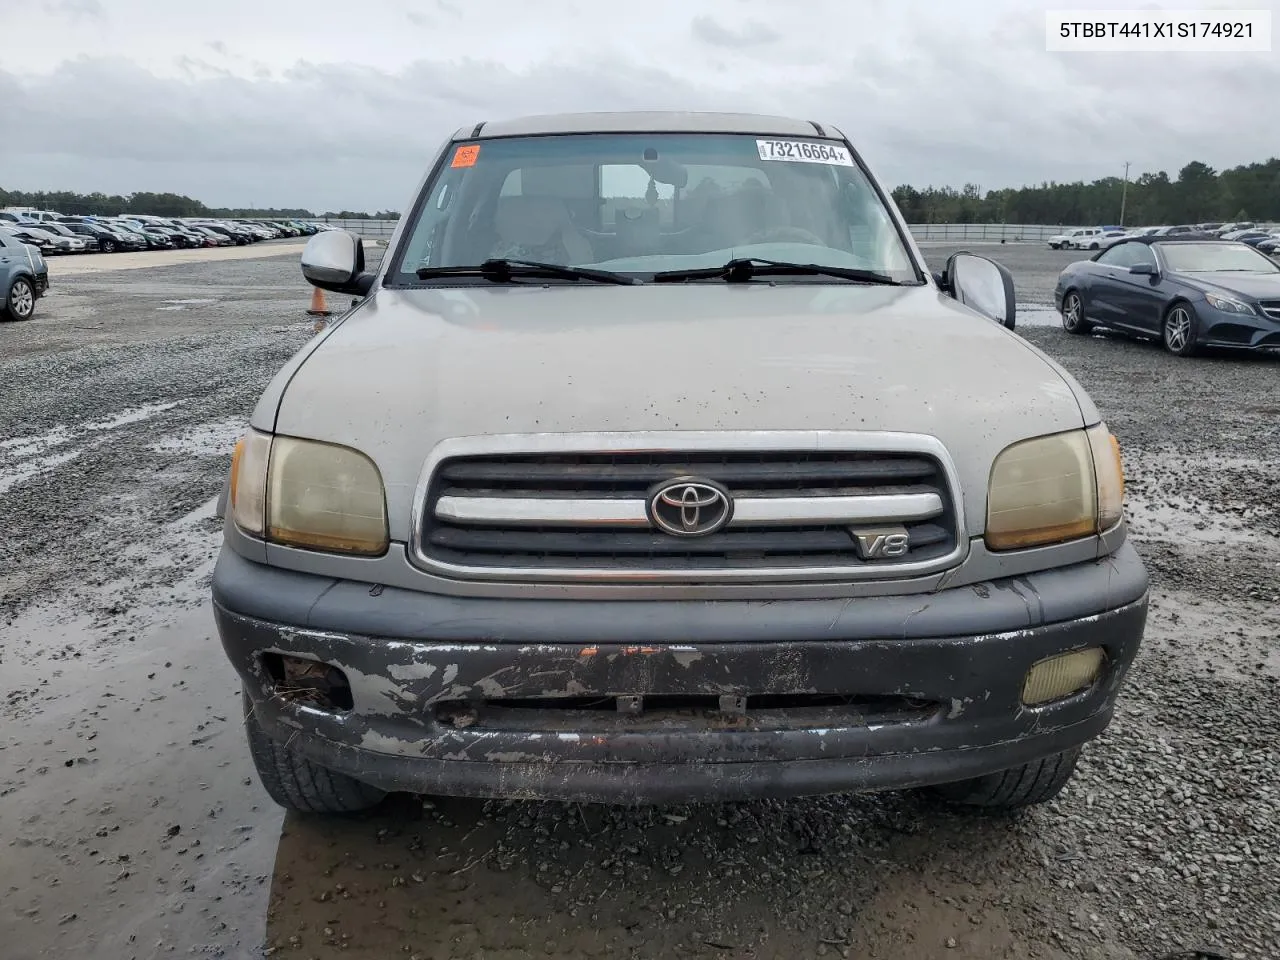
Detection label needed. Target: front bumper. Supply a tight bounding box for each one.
[1197,302,1280,351]
[214,542,1149,804]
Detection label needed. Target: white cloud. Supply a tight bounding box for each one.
[1,0,1276,211]
[40,0,104,19]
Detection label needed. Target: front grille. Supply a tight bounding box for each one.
[417,448,961,580]
[1259,299,1280,321]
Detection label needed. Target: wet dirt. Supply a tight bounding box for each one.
[1,243,1278,960]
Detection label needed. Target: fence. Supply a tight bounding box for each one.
[307,219,1078,244]
[906,223,1071,242]
[311,218,401,240]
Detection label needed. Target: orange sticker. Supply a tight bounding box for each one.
[451,144,480,168]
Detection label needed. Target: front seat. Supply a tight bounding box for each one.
[491,195,594,264]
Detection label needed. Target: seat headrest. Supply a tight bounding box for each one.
[495,196,572,249]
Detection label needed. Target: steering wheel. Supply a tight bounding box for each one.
[745,226,826,246]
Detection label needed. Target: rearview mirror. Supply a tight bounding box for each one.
[940,252,1016,329]
[640,157,689,188]
[301,230,376,297]
[1129,263,1156,276]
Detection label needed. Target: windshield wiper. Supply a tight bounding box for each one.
[652,257,902,285]
[416,258,639,285]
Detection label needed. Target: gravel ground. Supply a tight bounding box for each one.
[0,241,1277,960]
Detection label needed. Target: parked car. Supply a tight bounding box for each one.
[33,221,96,252]
[188,225,233,246]
[54,217,143,252]
[144,224,201,248]
[0,211,40,226]
[235,221,277,240]
[190,221,253,245]
[1222,230,1275,247]
[4,224,78,254]
[1149,225,1211,239]
[16,209,64,224]
[1049,227,1100,249]
[212,110,1148,817]
[1216,222,1254,235]
[110,220,173,249]
[1256,235,1280,257]
[1075,229,1128,251]
[96,218,150,248]
[0,228,48,321]
[1056,237,1280,356]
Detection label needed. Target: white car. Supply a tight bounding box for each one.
[1088,230,1132,252]
[1049,227,1100,250]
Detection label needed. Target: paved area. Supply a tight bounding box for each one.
[45,238,309,276]
[1,243,1277,960]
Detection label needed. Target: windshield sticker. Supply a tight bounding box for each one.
[756,139,854,166]
[451,145,480,168]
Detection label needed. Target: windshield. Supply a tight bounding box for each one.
[1159,242,1279,274]
[390,132,920,284]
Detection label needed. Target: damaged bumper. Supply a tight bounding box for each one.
[212,543,1148,804]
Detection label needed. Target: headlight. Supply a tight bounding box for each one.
[985,424,1125,551]
[1203,292,1255,315]
[229,430,389,556]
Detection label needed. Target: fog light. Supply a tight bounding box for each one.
[1022,648,1105,705]
[262,653,353,711]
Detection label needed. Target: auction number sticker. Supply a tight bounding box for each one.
[451,144,480,168]
[756,139,854,166]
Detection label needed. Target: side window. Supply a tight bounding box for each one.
[1097,243,1134,267]
[1130,244,1156,268]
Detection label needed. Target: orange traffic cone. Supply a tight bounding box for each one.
[306,285,331,317]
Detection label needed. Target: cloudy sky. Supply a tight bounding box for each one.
[1,0,1276,212]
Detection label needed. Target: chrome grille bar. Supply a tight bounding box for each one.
[435,493,944,527]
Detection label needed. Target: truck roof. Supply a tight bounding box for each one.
[452,111,843,141]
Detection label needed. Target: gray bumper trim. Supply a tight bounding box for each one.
[211,540,1147,644]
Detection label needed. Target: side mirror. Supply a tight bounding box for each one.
[1129,263,1156,276]
[301,230,376,297]
[939,252,1017,329]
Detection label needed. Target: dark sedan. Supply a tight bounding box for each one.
[61,220,146,252]
[1054,237,1280,357]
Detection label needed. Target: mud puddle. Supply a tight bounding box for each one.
[0,603,279,960]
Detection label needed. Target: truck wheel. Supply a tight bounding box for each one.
[243,692,386,814]
[930,746,1081,810]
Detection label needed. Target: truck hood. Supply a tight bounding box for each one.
[267,283,1090,540]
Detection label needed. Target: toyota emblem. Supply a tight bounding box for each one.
[648,478,732,537]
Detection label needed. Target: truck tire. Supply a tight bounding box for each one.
[243,692,386,814]
[929,746,1081,810]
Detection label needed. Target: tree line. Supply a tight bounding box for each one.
[891,158,1280,226]
[6,155,1280,226]
[0,187,401,221]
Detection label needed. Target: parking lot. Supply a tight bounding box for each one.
[1,241,1278,960]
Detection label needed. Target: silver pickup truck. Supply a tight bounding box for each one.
[213,111,1147,815]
